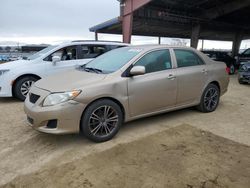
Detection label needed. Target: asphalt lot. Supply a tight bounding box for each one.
[0,75,249,187]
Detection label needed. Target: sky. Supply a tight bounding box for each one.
[0,0,249,50]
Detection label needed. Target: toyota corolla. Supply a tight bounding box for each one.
[24,45,229,142]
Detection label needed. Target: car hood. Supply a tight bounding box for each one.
[34,70,107,92]
[0,60,30,69]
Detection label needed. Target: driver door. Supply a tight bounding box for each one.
[44,45,84,76]
[127,49,177,117]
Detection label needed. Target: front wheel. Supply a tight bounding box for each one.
[197,84,220,113]
[81,99,123,142]
[13,76,38,101]
[238,79,245,84]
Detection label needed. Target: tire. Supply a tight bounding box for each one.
[229,64,235,75]
[238,79,245,84]
[81,99,123,142]
[197,84,220,113]
[13,76,38,101]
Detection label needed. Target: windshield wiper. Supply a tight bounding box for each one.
[84,67,103,74]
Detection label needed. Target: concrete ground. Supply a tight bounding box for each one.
[0,75,249,187]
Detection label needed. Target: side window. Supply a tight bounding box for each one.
[174,49,204,68]
[134,50,172,73]
[80,45,107,59]
[44,46,77,62]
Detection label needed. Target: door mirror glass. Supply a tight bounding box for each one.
[130,66,146,76]
[52,55,61,65]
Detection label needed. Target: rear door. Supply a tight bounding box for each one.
[78,45,109,65]
[174,49,207,105]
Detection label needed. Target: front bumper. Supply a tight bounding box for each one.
[24,86,86,134]
[0,76,13,97]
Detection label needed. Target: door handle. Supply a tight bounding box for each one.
[202,69,208,74]
[167,74,176,80]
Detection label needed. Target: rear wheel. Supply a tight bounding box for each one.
[197,84,220,113]
[13,76,38,101]
[81,99,123,142]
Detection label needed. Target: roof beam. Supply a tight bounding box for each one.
[123,0,152,16]
[202,0,250,20]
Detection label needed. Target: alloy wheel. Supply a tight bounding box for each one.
[88,105,119,137]
[204,88,219,111]
[20,80,35,97]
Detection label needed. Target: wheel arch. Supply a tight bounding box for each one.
[199,80,221,103]
[79,97,126,133]
[12,74,41,96]
[209,80,221,93]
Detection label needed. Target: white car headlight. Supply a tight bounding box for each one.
[43,90,81,107]
[0,69,10,76]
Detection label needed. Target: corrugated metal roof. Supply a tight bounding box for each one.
[89,17,120,32]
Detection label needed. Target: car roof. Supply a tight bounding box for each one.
[57,40,129,47]
[125,44,195,51]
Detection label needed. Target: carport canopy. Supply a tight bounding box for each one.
[90,0,250,56]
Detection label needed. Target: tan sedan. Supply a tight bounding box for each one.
[24,45,229,142]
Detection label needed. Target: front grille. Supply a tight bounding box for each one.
[46,120,57,129]
[30,93,40,104]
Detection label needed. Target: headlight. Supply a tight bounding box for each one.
[43,90,81,107]
[0,69,10,76]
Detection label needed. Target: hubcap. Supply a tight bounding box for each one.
[89,105,118,137]
[21,80,35,97]
[204,88,219,111]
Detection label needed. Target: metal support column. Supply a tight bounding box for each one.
[122,0,152,43]
[95,32,98,41]
[158,37,161,44]
[122,14,133,43]
[232,32,243,57]
[190,24,200,49]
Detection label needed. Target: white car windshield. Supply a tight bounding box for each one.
[83,47,142,74]
[27,45,58,60]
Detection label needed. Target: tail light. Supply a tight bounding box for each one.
[226,67,230,74]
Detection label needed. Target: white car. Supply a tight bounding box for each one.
[0,41,128,100]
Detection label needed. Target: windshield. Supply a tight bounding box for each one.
[27,45,58,60]
[243,49,250,55]
[84,47,142,74]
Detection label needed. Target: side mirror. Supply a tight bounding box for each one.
[130,66,146,76]
[52,56,61,65]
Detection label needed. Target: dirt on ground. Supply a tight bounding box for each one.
[0,76,249,187]
[1,124,250,188]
